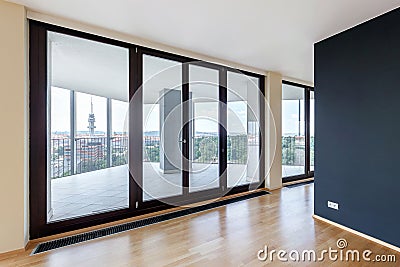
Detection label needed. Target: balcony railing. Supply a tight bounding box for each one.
[51,134,263,179]
[51,138,72,178]
[282,136,315,166]
[143,135,252,165]
[50,136,128,179]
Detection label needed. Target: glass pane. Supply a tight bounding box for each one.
[282,83,305,177]
[75,92,108,173]
[189,65,219,192]
[50,87,71,179]
[47,31,129,222]
[111,99,129,167]
[310,91,315,172]
[143,55,183,200]
[227,72,261,187]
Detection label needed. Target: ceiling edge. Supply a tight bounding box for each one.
[27,9,269,76]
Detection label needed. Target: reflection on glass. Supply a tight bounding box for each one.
[111,99,129,167]
[143,55,183,200]
[189,65,219,192]
[47,31,129,222]
[310,91,314,172]
[227,72,260,187]
[282,83,305,177]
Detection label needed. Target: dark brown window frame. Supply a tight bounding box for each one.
[281,80,314,183]
[29,20,265,239]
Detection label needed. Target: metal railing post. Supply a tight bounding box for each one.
[70,90,76,175]
[107,98,112,168]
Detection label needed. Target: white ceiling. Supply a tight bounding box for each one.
[9,0,400,82]
[49,31,129,101]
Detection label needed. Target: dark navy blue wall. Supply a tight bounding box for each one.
[314,8,400,247]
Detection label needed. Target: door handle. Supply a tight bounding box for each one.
[178,139,187,144]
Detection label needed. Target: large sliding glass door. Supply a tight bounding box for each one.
[282,81,314,182]
[188,64,221,193]
[47,31,130,222]
[282,83,305,178]
[142,54,184,201]
[140,53,226,204]
[139,53,264,204]
[227,71,261,188]
[30,21,265,238]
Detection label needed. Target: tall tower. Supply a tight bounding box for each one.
[87,98,96,136]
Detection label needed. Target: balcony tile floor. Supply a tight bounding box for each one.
[51,163,302,222]
[282,165,313,177]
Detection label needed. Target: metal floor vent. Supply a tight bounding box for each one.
[285,180,314,188]
[32,190,269,255]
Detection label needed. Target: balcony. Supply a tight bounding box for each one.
[50,135,311,221]
[49,135,253,221]
[282,136,315,177]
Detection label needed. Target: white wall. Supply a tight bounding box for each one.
[0,0,28,254]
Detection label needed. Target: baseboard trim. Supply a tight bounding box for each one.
[313,214,400,253]
[0,241,31,259]
[264,186,280,191]
[283,177,314,186]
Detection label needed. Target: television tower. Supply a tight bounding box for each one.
[87,98,96,136]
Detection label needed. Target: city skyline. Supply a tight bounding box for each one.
[52,86,315,137]
[51,87,129,134]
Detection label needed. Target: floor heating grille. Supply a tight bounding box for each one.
[32,190,269,254]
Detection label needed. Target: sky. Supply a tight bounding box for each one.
[51,87,315,137]
[51,87,128,134]
[282,99,315,136]
[51,87,70,133]
[143,101,248,134]
[52,87,249,136]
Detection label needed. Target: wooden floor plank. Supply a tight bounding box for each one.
[0,184,398,266]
